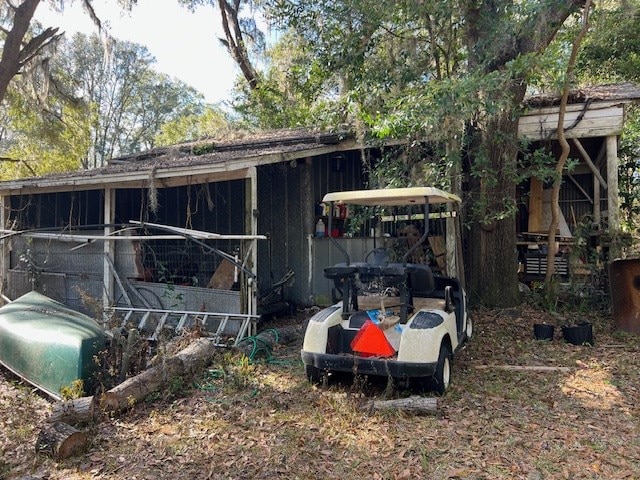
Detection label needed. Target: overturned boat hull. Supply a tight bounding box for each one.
[0,291,106,400]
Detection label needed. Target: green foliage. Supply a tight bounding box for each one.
[154,106,230,146]
[367,144,453,190]
[576,0,640,83]
[618,105,640,231]
[0,88,91,179]
[60,379,85,400]
[231,30,345,129]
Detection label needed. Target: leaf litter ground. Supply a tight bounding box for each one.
[1,305,640,479]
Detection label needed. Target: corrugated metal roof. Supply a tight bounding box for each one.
[0,128,356,193]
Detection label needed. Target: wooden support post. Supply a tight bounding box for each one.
[607,135,621,258]
[606,135,620,232]
[248,166,258,318]
[0,195,8,299]
[103,187,115,312]
[445,208,457,279]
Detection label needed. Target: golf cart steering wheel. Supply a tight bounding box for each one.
[365,247,393,267]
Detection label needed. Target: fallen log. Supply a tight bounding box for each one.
[101,337,217,412]
[35,421,87,459]
[48,395,99,425]
[474,365,571,372]
[365,395,439,415]
[46,328,298,424]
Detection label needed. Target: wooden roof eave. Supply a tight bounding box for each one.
[0,139,360,196]
[518,99,630,141]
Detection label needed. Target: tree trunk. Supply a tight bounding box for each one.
[0,0,41,104]
[35,422,87,459]
[465,99,524,307]
[218,0,259,90]
[461,0,586,307]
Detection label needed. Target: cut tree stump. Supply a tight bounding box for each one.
[365,395,439,415]
[48,395,99,425]
[36,422,87,459]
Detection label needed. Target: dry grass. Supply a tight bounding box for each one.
[2,305,640,479]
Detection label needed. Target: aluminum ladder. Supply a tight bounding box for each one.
[108,306,259,346]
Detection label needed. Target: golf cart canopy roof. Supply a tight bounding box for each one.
[322,187,461,206]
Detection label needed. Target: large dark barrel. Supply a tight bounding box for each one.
[609,258,640,334]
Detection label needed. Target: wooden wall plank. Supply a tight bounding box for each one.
[528,178,543,232]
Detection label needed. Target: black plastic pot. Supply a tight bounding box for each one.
[533,323,555,341]
[562,322,594,346]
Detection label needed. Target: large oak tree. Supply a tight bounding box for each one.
[257,0,587,306]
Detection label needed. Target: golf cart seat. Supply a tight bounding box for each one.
[407,264,435,297]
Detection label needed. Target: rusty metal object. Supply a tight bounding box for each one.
[609,258,640,334]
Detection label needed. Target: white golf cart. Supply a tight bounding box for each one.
[301,187,472,394]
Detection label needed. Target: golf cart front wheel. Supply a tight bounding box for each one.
[433,342,452,395]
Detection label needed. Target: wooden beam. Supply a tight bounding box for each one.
[521,100,624,116]
[566,174,593,204]
[572,138,607,189]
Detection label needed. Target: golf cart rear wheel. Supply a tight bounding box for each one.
[305,364,323,384]
[433,342,452,395]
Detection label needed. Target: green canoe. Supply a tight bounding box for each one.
[0,291,106,400]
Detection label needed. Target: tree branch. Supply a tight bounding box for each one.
[217,0,259,90]
[17,27,61,66]
[80,0,102,31]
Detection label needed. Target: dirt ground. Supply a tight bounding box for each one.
[2,304,640,480]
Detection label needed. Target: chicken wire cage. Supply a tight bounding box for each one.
[6,233,245,316]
